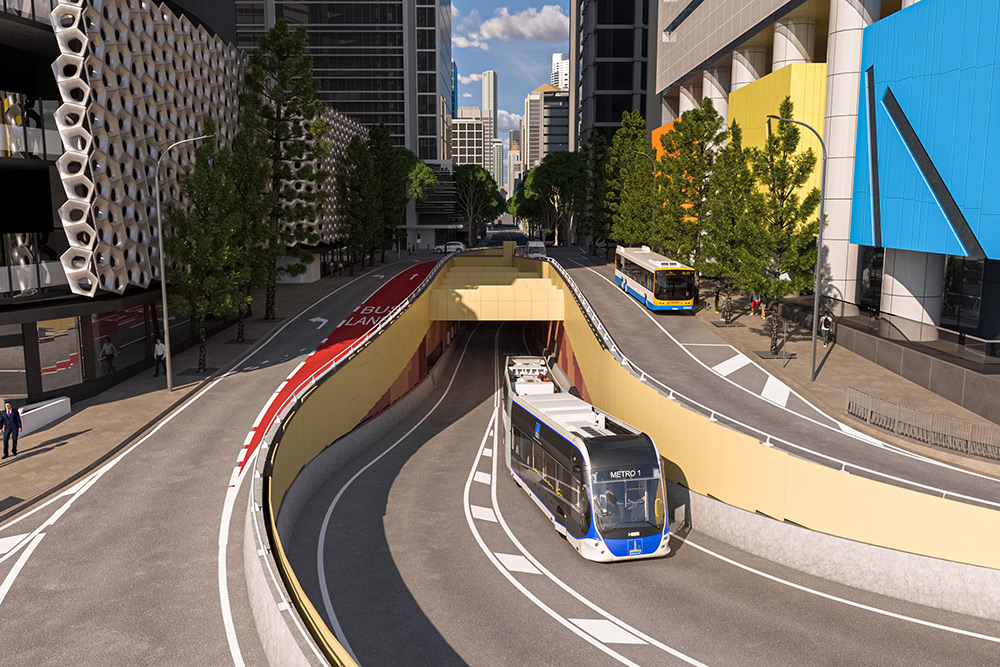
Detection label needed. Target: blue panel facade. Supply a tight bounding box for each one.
[850,0,1000,260]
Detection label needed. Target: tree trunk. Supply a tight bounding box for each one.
[265,280,276,320]
[237,301,246,343]
[769,301,780,355]
[197,316,207,372]
[381,248,386,263]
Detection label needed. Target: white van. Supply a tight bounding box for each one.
[525,240,546,259]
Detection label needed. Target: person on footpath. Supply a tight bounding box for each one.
[100,337,118,374]
[820,311,833,348]
[153,338,166,377]
[1,400,22,459]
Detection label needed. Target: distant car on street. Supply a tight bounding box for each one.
[434,241,466,254]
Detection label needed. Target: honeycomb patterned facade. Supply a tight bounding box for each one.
[49,0,242,296]
[314,108,368,244]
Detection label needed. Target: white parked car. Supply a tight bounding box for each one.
[435,241,466,254]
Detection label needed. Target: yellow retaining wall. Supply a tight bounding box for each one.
[728,62,828,197]
[552,267,1000,570]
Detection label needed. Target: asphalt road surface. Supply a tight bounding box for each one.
[290,323,1000,666]
[0,261,428,666]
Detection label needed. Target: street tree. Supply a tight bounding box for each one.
[337,135,380,271]
[746,97,821,354]
[227,129,276,342]
[164,134,244,372]
[455,164,502,246]
[579,132,611,257]
[606,111,654,246]
[698,122,764,314]
[525,151,585,246]
[656,98,727,269]
[367,125,408,263]
[240,20,328,319]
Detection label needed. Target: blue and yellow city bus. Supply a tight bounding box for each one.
[614,245,696,311]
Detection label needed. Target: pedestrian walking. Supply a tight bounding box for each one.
[714,286,720,313]
[820,311,833,348]
[750,293,760,316]
[100,337,118,374]
[1,400,22,458]
[153,338,166,377]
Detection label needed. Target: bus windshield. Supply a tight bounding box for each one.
[592,468,665,538]
[655,270,694,301]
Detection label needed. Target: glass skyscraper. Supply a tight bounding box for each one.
[236,0,453,160]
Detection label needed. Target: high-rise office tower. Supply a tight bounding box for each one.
[507,130,523,194]
[569,0,659,148]
[452,59,459,118]
[452,107,487,170]
[551,53,570,90]
[522,85,569,171]
[481,70,498,141]
[237,1,453,160]
[491,140,504,189]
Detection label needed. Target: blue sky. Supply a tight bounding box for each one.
[451,3,570,148]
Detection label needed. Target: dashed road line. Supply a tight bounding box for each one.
[711,353,752,377]
[761,375,792,407]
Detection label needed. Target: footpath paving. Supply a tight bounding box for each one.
[692,282,1000,478]
[0,251,437,524]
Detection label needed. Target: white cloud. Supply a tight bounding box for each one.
[497,110,522,134]
[452,4,459,19]
[458,73,483,84]
[462,92,473,98]
[477,5,569,43]
[454,35,488,50]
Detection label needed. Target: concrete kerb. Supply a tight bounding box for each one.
[244,331,464,666]
[667,481,1000,622]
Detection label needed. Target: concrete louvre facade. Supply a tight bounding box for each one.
[51,0,243,297]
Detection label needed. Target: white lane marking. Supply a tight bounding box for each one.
[711,353,752,377]
[470,505,498,522]
[0,533,44,606]
[464,408,641,667]
[672,533,1000,644]
[0,533,29,556]
[761,375,792,407]
[684,343,732,347]
[473,471,492,485]
[0,534,28,555]
[561,257,1000,491]
[482,448,493,457]
[570,619,647,645]
[485,326,709,667]
[494,553,541,575]
[316,325,479,664]
[308,317,328,329]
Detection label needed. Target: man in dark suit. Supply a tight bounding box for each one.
[1,400,22,458]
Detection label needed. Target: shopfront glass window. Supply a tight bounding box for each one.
[91,304,150,378]
[941,256,984,332]
[38,317,82,392]
[0,324,27,399]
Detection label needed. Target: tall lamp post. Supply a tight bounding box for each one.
[766,114,828,382]
[154,133,214,391]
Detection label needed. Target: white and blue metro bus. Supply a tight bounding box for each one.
[503,357,670,562]
[615,245,696,311]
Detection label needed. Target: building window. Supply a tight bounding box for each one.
[942,256,984,332]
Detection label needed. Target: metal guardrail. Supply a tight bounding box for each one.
[545,257,1000,509]
[846,387,1000,462]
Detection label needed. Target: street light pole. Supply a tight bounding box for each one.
[766,114,828,382]
[154,133,214,392]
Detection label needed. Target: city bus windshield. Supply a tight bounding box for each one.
[592,468,665,538]
[655,270,694,301]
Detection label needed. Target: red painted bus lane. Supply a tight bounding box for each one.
[235,261,437,477]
